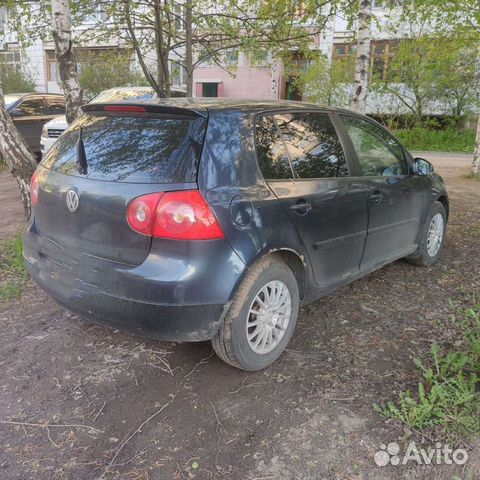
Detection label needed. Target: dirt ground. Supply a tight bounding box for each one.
[0,153,479,480]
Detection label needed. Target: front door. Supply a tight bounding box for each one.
[255,111,368,287]
[340,115,422,271]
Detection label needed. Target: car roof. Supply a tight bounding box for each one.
[9,92,64,98]
[92,96,359,116]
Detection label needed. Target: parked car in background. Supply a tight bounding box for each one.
[40,87,158,155]
[5,93,65,156]
[24,99,449,371]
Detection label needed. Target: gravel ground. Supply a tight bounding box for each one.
[0,153,479,480]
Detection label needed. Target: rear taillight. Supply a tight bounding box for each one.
[30,172,39,206]
[127,190,224,240]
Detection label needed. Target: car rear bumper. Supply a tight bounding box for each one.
[23,221,246,341]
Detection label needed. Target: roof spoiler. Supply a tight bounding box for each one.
[82,103,207,118]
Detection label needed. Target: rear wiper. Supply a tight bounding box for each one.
[77,127,88,175]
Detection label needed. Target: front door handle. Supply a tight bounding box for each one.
[290,200,312,215]
[368,190,383,205]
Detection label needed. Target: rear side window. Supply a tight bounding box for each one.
[47,97,65,115]
[255,112,349,180]
[255,116,293,180]
[275,112,349,179]
[41,114,206,183]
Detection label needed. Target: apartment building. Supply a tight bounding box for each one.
[0,4,187,94]
[191,1,422,114]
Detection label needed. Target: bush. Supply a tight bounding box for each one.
[78,50,147,99]
[394,127,476,153]
[0,64,36,93]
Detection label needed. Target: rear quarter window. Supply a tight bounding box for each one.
[41,114,206,183]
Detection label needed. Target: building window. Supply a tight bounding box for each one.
[170,60,187,87]
[197,49,214,67]
[224,49,238,66]
[46,48,130,83]
[333,43,355,59]
[0,47,21,68]
[45,50,60,82]
[202,83,218,97]
[372,0,405,8]
[370,40,398,81]
[0,7,7,33]
[81,1,108,23]
[332,41,398,82]
[174,3,185,31]
[249,50,270,67]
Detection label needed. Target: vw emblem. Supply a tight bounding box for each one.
[66,189,80,213]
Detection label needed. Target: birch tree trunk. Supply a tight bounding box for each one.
[51,0,83,124]
[472,114,480,179]
[0,87,37,217]
[185,0,193,96]
[351,0,372,114]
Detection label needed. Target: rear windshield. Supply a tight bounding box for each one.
[41,113,206,183]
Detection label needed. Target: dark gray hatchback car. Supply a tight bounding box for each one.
[23,98,448,370]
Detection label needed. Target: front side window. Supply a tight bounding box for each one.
[11,98,44,117]
[274,112,349,179]
[341,115,407,176]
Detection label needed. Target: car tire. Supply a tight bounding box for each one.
[212,255,299,371]
[406,201,447,266]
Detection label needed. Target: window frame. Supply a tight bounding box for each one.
[337,113,412,178]
[253,109,355,182]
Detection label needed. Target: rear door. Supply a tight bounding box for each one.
[36,106,207,266]
[256,111,368,287]
[339,114,422,270]
[11,96,47,152]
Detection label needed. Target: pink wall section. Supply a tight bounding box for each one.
[193,58,283,99]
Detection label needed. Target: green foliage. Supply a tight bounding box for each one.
[0,281,22,302]
[376,302,480,439]
[1,234,26,278]
[0,234,27,303]
[290,52,354,106]
[394,127,476,153]
[374,34,480,120]
[78,50,147,100]
[0,64,36,94]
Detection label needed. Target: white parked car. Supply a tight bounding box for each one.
[40,114,67,156]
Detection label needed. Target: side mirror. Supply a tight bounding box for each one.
[413,157,434,175]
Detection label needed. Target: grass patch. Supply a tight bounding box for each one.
[1,234,27,277]
[394,127,476,153]
[0,281,22,302]
[0,233,27,302]
[376,300,480,439]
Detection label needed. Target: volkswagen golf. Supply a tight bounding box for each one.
[23,98,448,371]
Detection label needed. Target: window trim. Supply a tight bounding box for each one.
[338,113,412,178]
[253,109,354,182]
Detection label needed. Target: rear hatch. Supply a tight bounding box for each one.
[35,103,207,266]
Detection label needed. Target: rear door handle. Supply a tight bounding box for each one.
[290,200,312,215]
[368,190,383,205]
